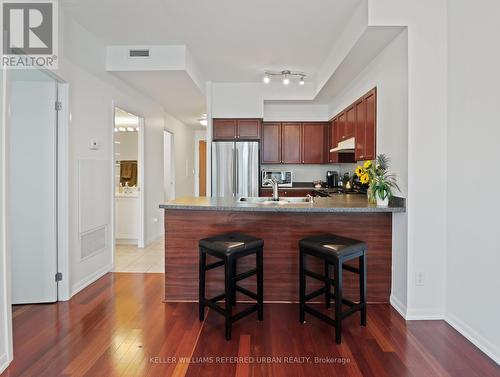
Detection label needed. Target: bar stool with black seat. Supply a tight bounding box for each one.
[199,232,264,340]
[299,234,367,344]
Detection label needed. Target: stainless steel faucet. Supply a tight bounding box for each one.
[263,178,279,201]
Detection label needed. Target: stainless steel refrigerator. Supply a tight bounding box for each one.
[212,141,259,197]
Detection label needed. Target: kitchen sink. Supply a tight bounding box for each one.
[238,197,312,205]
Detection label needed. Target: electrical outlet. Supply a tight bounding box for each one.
[416,272,425,286]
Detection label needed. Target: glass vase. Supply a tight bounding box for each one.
[367,185,377,204]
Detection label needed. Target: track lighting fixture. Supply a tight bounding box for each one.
[262,70,306,85]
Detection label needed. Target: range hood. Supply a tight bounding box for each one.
[330,137,355,153]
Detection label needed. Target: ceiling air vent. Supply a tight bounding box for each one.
[129,49,150,58]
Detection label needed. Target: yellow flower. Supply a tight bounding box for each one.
[360,173,369,184]
[355,166,363,177]
[363,160,372,169]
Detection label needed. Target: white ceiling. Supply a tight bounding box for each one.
[112,70,206,129]
[62,0,362,82]
[61,0,381,126]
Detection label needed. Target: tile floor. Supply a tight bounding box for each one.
[113,237,164,273]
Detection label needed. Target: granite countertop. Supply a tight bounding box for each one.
[159,196,406,213]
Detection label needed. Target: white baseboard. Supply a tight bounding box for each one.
[445,312,500,365]
[405,307,444,320]
[389,295,407,319]
[70,264,112,297]
[0,352,10,374]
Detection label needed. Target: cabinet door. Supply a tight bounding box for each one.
[328,119,339,163]
[302,123,326,164]
[213,119,237,140]
[355,99,366,161]
[262,123,281,163]
[237,119,260,139]
[338,112,347,141]
[281,123,302,163]
[364,90,376,160]
[345,106,355,139]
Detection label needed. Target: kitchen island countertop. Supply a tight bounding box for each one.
[159,195,405,213]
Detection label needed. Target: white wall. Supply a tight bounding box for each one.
[327,29,409,311]
[164,112,196,199]
[55,13,196,294]
[369,0,448,320]
[263,103,328,122]
[446,0,500,364]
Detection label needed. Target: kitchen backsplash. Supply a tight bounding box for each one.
[262,164,357,183]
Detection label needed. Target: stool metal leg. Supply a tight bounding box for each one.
[325,261,331,309]
[299,248,306,323]
[334,260,343,344]
[199,247,206,321]
[359,252,367,326]
[257,247,264,320]
[224,256,234,340]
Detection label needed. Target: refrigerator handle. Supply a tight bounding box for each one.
[233,144,237,197]
[235,151,239,197]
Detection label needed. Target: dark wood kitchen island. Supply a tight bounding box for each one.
[160,196,405,303]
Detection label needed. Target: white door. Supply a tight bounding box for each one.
[9,70,58,304]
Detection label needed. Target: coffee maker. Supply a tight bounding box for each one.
[326,171,339,188]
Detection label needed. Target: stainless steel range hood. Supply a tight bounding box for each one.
[330,137,355,153]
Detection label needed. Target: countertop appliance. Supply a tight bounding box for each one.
[212,141,259,197]
[326,171,339,188]
[261,170,293,188]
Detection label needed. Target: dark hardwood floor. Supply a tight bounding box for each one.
[1,273,498,377]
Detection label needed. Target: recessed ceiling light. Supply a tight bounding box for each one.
[127,127,135,132]
[200,119,208,126]
[119,127,126,132]
[135,127,139,131]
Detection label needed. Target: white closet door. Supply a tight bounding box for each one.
[9,70,58,304]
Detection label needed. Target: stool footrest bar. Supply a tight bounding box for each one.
[235,285,258,300]
[304,305,337,326]
[305,287,325,301]
[205,260,225,270]
[233,268,257,282]
[232,304,259,322]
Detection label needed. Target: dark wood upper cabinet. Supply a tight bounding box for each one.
[328,119,338,163]
[213,118,261,140]
[262,122,281,163]
[213,119,237,140]
[355,99,366,160]
[337,112,346,141]
[281,123,302,163]
[330,87,377,162]
[302,123,326,164]
[237,119,260,139]
[364,89,376,160]
[345,106,355,139]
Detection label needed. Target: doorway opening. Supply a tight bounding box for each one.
[164,130,175,201]
[112,107,158,273]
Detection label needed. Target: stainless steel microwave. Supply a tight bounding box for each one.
[261,171,293,187]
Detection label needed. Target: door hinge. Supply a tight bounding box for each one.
[55,272,63,282]
[55,101,62,111]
